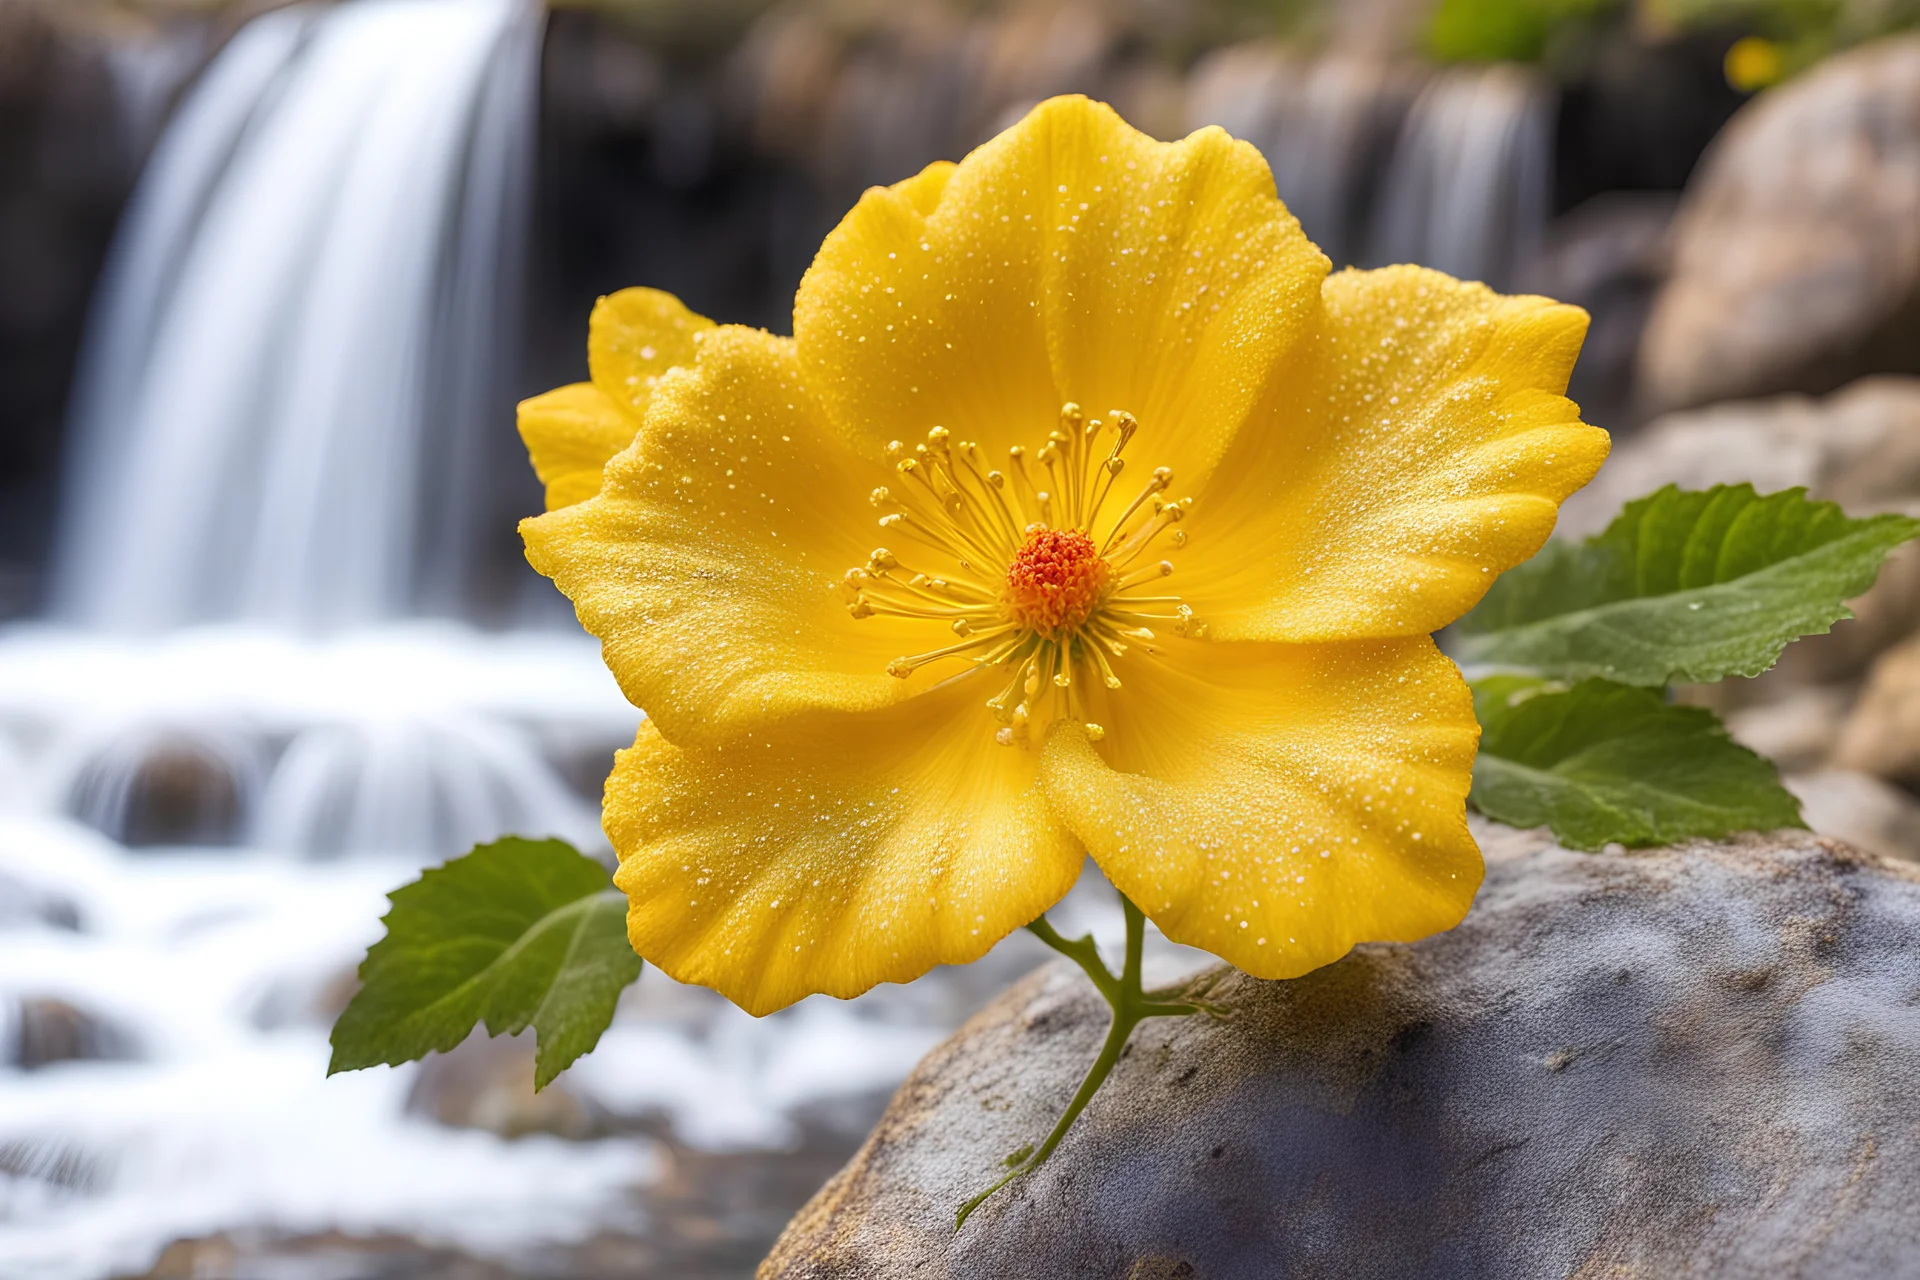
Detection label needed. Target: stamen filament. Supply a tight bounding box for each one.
[849,404,1198,740]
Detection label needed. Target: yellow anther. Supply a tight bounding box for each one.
[1084,723,1106,742]
[843,407,1193,744]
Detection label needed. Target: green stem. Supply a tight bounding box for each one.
[954,893,1199,1230]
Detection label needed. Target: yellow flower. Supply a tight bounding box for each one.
[520,96,1608,1016]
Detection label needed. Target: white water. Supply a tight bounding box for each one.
[0,646,1146,1276]
[1365,64,1553,290]
[55,0,537,632]
[1189,54,1552,287]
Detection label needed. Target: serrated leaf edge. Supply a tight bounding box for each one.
[1456,516,1920,686]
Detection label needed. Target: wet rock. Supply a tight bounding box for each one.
[66,727,265,848]
[764,831,1920,1280]
[0,0,173,617]
[406,1029,593,1140]
[5,996,138,1068]
[1557,378,1920,686]
[1638,36,1920,414]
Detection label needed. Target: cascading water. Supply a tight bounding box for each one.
[55,0,534,632]
[1188,48,1420,268]
[1190,53,1553,288]
[1365,64,1553,290]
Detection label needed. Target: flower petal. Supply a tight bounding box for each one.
[1038,636,1481,980]
[589,286,714,417]
[607,681,1083,1016]
[519,288,714,511]
[1181,266,1611,642]
[794,95,1327,486]
[517,382,636,512]
[522,325,932,745]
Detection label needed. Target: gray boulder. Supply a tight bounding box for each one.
[1636,36,1920,414]
[763,829,1920,1280]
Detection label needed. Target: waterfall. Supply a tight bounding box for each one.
[7,0,613,864]
[1365,63,1553,290]
[1190,54,1552,288]
[1188,48,1420,268]
[54,0,539,633]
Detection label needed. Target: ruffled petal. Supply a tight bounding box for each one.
[1181,266,1610,642]
[519,288,714,511]
[589,286,714,417]
[794,95,1327,487]
[1038,636,1481,980]
[522,325,933,746]
[607,680,1083,1016]
[517,382,636,512]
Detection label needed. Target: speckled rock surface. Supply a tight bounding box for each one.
[761,830,1920,1280]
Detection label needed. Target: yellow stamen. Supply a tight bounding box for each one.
[846,404,1205,741]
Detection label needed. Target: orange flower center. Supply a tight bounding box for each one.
[842,405,1206,745]
[1004,528,1112,638]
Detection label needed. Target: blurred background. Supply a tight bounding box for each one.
[1,0,1918,1276]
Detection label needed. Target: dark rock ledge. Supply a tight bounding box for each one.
[763,830,1920,1280]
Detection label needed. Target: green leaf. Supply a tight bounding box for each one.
[1454,484,1920,686]
[1469,676,1806,851]
[329,837,640,1089]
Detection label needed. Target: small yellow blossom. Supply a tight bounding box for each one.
[519,96,1608,1016]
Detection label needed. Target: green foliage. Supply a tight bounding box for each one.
[329,837,641,1090]
[1425,0,1614,62]
[1470,676,1805,850]
[1455,484,1920,687]
[1662,0,1918,44]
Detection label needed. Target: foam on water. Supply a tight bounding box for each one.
[55,0,538,632]
[0,811,654,1280]
[0,625,1174,1279]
